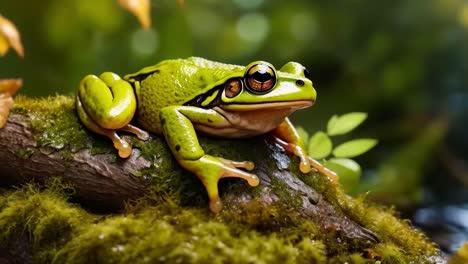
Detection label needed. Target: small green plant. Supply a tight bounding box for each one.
[297,112,377,192]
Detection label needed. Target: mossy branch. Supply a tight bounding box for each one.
[0,112,151,210]
[0,96,444,263]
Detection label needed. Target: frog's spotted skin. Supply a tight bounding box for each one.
[76,57,337,213]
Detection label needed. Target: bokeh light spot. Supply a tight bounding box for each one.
[131,28,158,56]
[236,13,269,44]
[290,12,317,42]
[187,8,222,38]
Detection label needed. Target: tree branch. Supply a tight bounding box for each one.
[0,101,376,241]
[0,96,443,262]
[0,113,151,210]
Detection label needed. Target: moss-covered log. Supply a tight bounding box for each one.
[0,96,444,263]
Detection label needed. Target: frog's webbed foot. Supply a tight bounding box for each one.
[271,135,338,184]
[180,155,259,213]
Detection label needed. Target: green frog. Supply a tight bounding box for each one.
[76,57,337,213]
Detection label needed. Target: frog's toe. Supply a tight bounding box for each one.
[137,130,150,141]
[219,158,255,171]
[220,165,259,187]
[270,135,338,182]
[299,159,312,174]
[116,142,132,158]
[307,157,339,184]
[209,197,223,214]
[121,124,150,141]
[104,130,132,158]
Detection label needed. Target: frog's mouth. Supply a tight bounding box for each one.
[219,100,314,111]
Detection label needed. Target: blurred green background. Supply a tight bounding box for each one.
[1,0,467,252]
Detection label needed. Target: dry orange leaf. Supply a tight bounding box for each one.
[118,0,151,30]
[0,79,22,128]
[0,79,22,94]
[0,15,24,58]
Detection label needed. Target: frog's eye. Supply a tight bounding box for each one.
[225,78,243,98]
[245,63,276,94]
[303,67,311,80]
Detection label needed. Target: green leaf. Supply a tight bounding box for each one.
[326,115,338,134]
[333,138,378,158]
[325,158,361,192]
[295,126,309,145]
[308,131,332,159]
[327,112,368,136]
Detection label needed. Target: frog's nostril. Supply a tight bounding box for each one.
[296,80,305,86]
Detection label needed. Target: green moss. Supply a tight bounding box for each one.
[0,182,441,263]
[61,150,74,161]
[0,183,92,263]
[132,137,205,207]
[269,176,303,208]
[54,212,308,264]
[338,194,438,258]
[1,185,327,264]
[373,243,408,263]
[13,95,94,153]
[291,156,341,207]
[289,157,440,262]
[15,149,34,159]
[12,95,125,159]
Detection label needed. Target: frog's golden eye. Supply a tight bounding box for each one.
[225,78,243,98]
[245,63,276,94]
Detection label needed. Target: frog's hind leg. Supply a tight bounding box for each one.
[76,98,132,157]
[76,72,147,158]
[77,73,137,129]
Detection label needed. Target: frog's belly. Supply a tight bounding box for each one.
[194,107,295,138]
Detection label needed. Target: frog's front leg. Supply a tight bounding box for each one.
[270,118,338,183]
[76,72,149,157]
[160,106,259,213]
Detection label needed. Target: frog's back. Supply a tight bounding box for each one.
[126,57,242,133]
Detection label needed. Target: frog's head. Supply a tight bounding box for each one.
[184,60,316,113]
